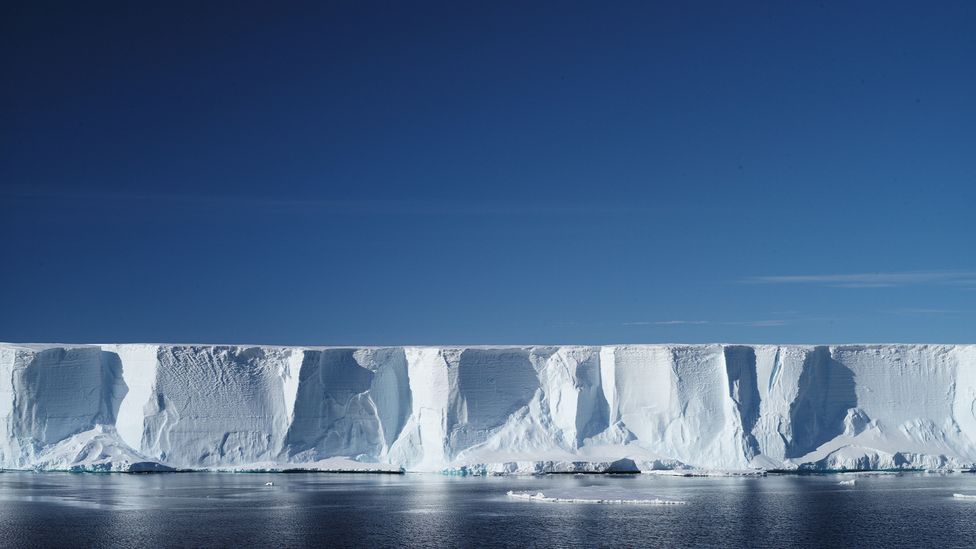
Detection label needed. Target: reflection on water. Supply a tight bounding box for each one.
[1,472,976,547]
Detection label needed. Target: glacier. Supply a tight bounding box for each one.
[2,342,976,474]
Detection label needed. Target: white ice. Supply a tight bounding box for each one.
[3,343,976,473]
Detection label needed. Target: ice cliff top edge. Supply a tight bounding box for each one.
[2,342,976,474]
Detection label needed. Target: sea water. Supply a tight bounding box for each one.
[2,472,976,547]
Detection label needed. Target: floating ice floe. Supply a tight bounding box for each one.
[952,493,976,499]
[506,491,685,505]
[838,479,856,486]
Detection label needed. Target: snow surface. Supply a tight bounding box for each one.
[3,343,976,473]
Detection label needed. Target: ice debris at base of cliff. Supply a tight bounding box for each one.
[3,343,976,474]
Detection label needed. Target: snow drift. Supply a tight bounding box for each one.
[2,343,976,473]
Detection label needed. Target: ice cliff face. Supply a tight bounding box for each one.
[2,342,976,473]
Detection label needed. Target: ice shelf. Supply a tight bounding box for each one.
[2,343,975,474]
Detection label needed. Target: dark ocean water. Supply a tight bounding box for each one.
[2,471,976,548]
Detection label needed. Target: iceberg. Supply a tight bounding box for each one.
[2,342,976,473]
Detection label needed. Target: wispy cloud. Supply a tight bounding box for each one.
[622,320,709,326]
[741,270,976,288]
[623,319,788,328]
[725,319,790,327]
[888,308,975,315]
[652,320,710,325]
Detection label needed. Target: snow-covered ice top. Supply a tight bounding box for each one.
[1,342,975,473]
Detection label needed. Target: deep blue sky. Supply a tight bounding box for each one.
[2,1,974,345]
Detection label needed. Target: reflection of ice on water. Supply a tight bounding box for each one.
[0,494,118,511]
[507,489,685,505]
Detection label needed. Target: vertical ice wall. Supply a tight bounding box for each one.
[283,347,410,462]
[139,346,298,468]
[0,344,127,467]
[103,344,159,450]
[953,345,976,454]
[3,342,976,471]
[533,346,609,448]
[607,345,756,469]
[723,345,761,462]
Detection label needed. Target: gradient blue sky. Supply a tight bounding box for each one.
[2,1,974,345]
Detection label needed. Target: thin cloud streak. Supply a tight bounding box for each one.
[623,319,789,328]
[888,308,975,315]
[621,320,710,326]
[742,271,976,288]
[725,319,790,327]
[653,320,710,325]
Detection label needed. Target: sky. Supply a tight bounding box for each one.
[1,1,974,345]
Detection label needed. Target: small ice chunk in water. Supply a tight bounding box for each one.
[838,479,856,486]
[952,493,976,499]
[265,482,274,486]
[506,490,685,505]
